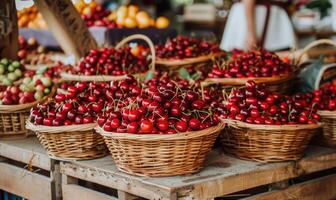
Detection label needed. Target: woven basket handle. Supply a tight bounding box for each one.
[115,34,156,72]
[295,39,336,67]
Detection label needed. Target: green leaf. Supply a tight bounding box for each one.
[145,71,155,81]
[178,68,191,80]
[191,72,201,80]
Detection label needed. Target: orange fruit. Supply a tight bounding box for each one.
[117,5,128,19]
[155,17,170,29]
[127,5,139,18]
[124,17,137,28]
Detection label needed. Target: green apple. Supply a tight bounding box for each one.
[23,77,32,85]
[7,73,17,81]
[41,77,52,87]
[44,88,51,95]
[0,65,5,75]
[34,91,44,100]
[2,78,12,86]
[11,61,20,68]
[7,64,15,72]
[14,69,23,77]
[0,58,9,66]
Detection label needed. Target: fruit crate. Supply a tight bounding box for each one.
[0,137,61,200]
[60,145,336,200]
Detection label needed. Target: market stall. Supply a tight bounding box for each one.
[1,0,336,199]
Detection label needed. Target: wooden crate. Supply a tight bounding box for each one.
[60,145,336,200]
[0,137,61,200]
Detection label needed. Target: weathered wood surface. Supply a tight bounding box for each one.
[34,0,97,60]
[0,0,18,59]
[0,162,52,200]
[0,137,50,170]
[245,174,336,200]
[62,184,118,200]
[61,145,336,200]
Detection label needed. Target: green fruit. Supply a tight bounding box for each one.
[2,78,12,86]
[8,65,15,72]
[7,73,17,81]
[41,77,52,87]
[14,69,23,77]
[44,88,51,94]
[0,58,9,66]
[0,100,3,105]
[23,77,32,85]
[20,84,29,92]
[0,66,4,75]
[34,91,44,100]
[12,61,20,68]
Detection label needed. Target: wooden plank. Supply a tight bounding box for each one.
[0,137,50,170]
[50,160,62,200]
[117,190,139,200]
[244,174,336,200]
[0,0,18,59]
[61,146,336,200]
[34,0,97,60]
[178,146,336,199]
[61,159,176,200]
[0,162,52,200]
[62,184,118,200]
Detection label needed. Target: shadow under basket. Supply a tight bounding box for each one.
[316,110,336,147]
[96,123,223,177]
[26,121,108,160]
[220,119,320,163]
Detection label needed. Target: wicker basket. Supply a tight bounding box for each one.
[61,34,155,82]
[221,119,320,162]
[316,110,336,147]
[202,39,336,94]
[26,121,108,160]
[156,52,225,70]
[96,123,224,177]
[0,90,54,140]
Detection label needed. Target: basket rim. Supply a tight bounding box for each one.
[25,120,96,133]
[156,52,224,66]
[318,110,336,118]
[0,87,56,112]
[96,123,224,141]
[202,73,294,86]
[222,119,321,130]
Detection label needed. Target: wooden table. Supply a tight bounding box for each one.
[0,137,61,200]
[60,145,336,200]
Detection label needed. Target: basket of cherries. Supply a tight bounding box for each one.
[220,81,321,162]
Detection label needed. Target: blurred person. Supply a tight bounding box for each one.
[221,0,296,51]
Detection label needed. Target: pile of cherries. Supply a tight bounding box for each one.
[82,5,117,28]
[70,47,150,76]
[207,50,292,78]
[311,81,336,111]
[29,82,112,126]
[155,36,220,60]
[98,76,220,134]
[222,81,320,125]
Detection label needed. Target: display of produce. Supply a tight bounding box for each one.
[98,76,220,134]
[0,59,24,86]
[29,81,110,126]
[17,5,47,29]
[68,46,150,76]
[221,80,319,125]
[156,35,220,60]
[207,50,292,78]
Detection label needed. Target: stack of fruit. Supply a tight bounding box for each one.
[75,1,170,29]
[0,59,24,86]
[67,46,150,76]
[220,80,320,162]
[156,36,220,60]
[17,5,47,29]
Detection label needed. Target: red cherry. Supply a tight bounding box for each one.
[74,116,83,124]
[250,109,260,118]
[175,120,187,132]
[43,118,53,126]
[140,120,153,134]
[189,118,201,130]
[83,116,93,124]
[127,122,139,133]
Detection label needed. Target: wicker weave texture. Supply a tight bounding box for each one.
[36,130,108,160]
[318,116,336,147]
[0,111,29,139]
[99,124,223,177]
[221,120,319,162]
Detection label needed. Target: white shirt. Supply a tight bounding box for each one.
[221,2,297,51]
